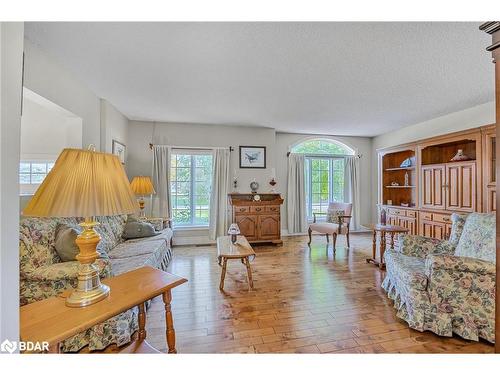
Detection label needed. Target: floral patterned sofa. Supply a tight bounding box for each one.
[19,214,173,352]
[382,212,496,343]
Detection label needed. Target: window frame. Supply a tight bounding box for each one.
[291,138,354,221]
[19,160,55,196]
[170,150,213,228]
[305,156,345,220]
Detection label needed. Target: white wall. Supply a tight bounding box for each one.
[100,99,128,155]
[275,133,373,233]
[21,92,82,161]
[127,121,373,244]
[127,121,277,245]
[371,101,496,221]
[0,21,24,346]
[23,38,101,150]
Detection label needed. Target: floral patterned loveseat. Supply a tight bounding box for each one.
[382,212,496,343]
[19,214,173,352]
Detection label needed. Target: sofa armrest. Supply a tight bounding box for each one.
[21,258,112,282]
[396,234,449,258]
[425,254,496,277]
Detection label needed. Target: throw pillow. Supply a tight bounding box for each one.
[454,213,496,263]
[55,224,109,262]
[122,221,158,239]
[326,209,345,224]
[448,213,468,247]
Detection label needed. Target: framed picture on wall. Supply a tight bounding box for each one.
[112,140,126,164]
[239,146,266,168]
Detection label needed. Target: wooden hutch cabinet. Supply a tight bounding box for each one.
[378,125,494,240]
[418,129,481,213]
[228,193,284,245]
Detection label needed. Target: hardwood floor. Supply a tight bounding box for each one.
[145,233,494,354]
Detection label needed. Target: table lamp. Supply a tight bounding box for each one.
[23,147,138,307]
[228,223,241,244]
[130,176,156,217]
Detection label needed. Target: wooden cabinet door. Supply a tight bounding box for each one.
[257,215,280,240]
[421,165,446,210]
[488,188,496,212]
[406,217,417,235]
[420,220,433,237]
[235,215,258,240]
[397,217,416,235]
[432,222,447,240]
[446,162,476,212]
[445,224,452,240]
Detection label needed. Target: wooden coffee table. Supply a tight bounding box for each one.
[217,235,256,291]
[363,223,409,269]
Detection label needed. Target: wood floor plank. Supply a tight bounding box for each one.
[141,234,494,354]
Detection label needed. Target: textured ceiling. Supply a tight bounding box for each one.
[25,22,494,137]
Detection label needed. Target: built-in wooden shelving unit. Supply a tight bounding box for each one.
[380,148,417,207]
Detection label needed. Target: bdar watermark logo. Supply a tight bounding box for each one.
[1,339,17,354]
[1,339,49,353]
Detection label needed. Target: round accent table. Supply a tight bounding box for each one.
[363,224,409,269]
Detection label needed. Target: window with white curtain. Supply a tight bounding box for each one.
[292,139,354,220]
[170,150,213,227]
[305,157,345,219]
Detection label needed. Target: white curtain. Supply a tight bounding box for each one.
[151,145,171,218]
[209,148,231,240]
[287,153,307,234]
[344,156,360,231]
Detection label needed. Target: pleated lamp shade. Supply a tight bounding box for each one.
[130,176,156,195]
[23,148,138,218]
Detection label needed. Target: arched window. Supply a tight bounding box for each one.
[291,138,354,155]
[291,139,354,219]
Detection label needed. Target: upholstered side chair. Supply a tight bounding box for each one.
[307,202,352,249]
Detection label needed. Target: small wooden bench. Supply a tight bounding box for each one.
[217,235,256,291]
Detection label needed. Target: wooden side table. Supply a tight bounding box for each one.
[363,224,409,269]
[217,235,256,291]
[20,266,187,353]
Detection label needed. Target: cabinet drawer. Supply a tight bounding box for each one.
[433,213,451,224]
[250,206,265,214]
[388,208,405,217]
[235,206,249,214]
[420,212,433,221]
[406,210,417,218]
[265,206,280,213]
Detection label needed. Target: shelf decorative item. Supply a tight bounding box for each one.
[250,180,259,193]
[450,149,470,161]
[390,181,399,186]
[400,157,413,168]
[269,178,277,192]
[380,208,387,225]
[404,172,409,186]
[269,167,277,192]
[232,169,238,192]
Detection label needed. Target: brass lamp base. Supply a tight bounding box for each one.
[66,264,110,307]
[66,218,110,308]
[138,197,146,217]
